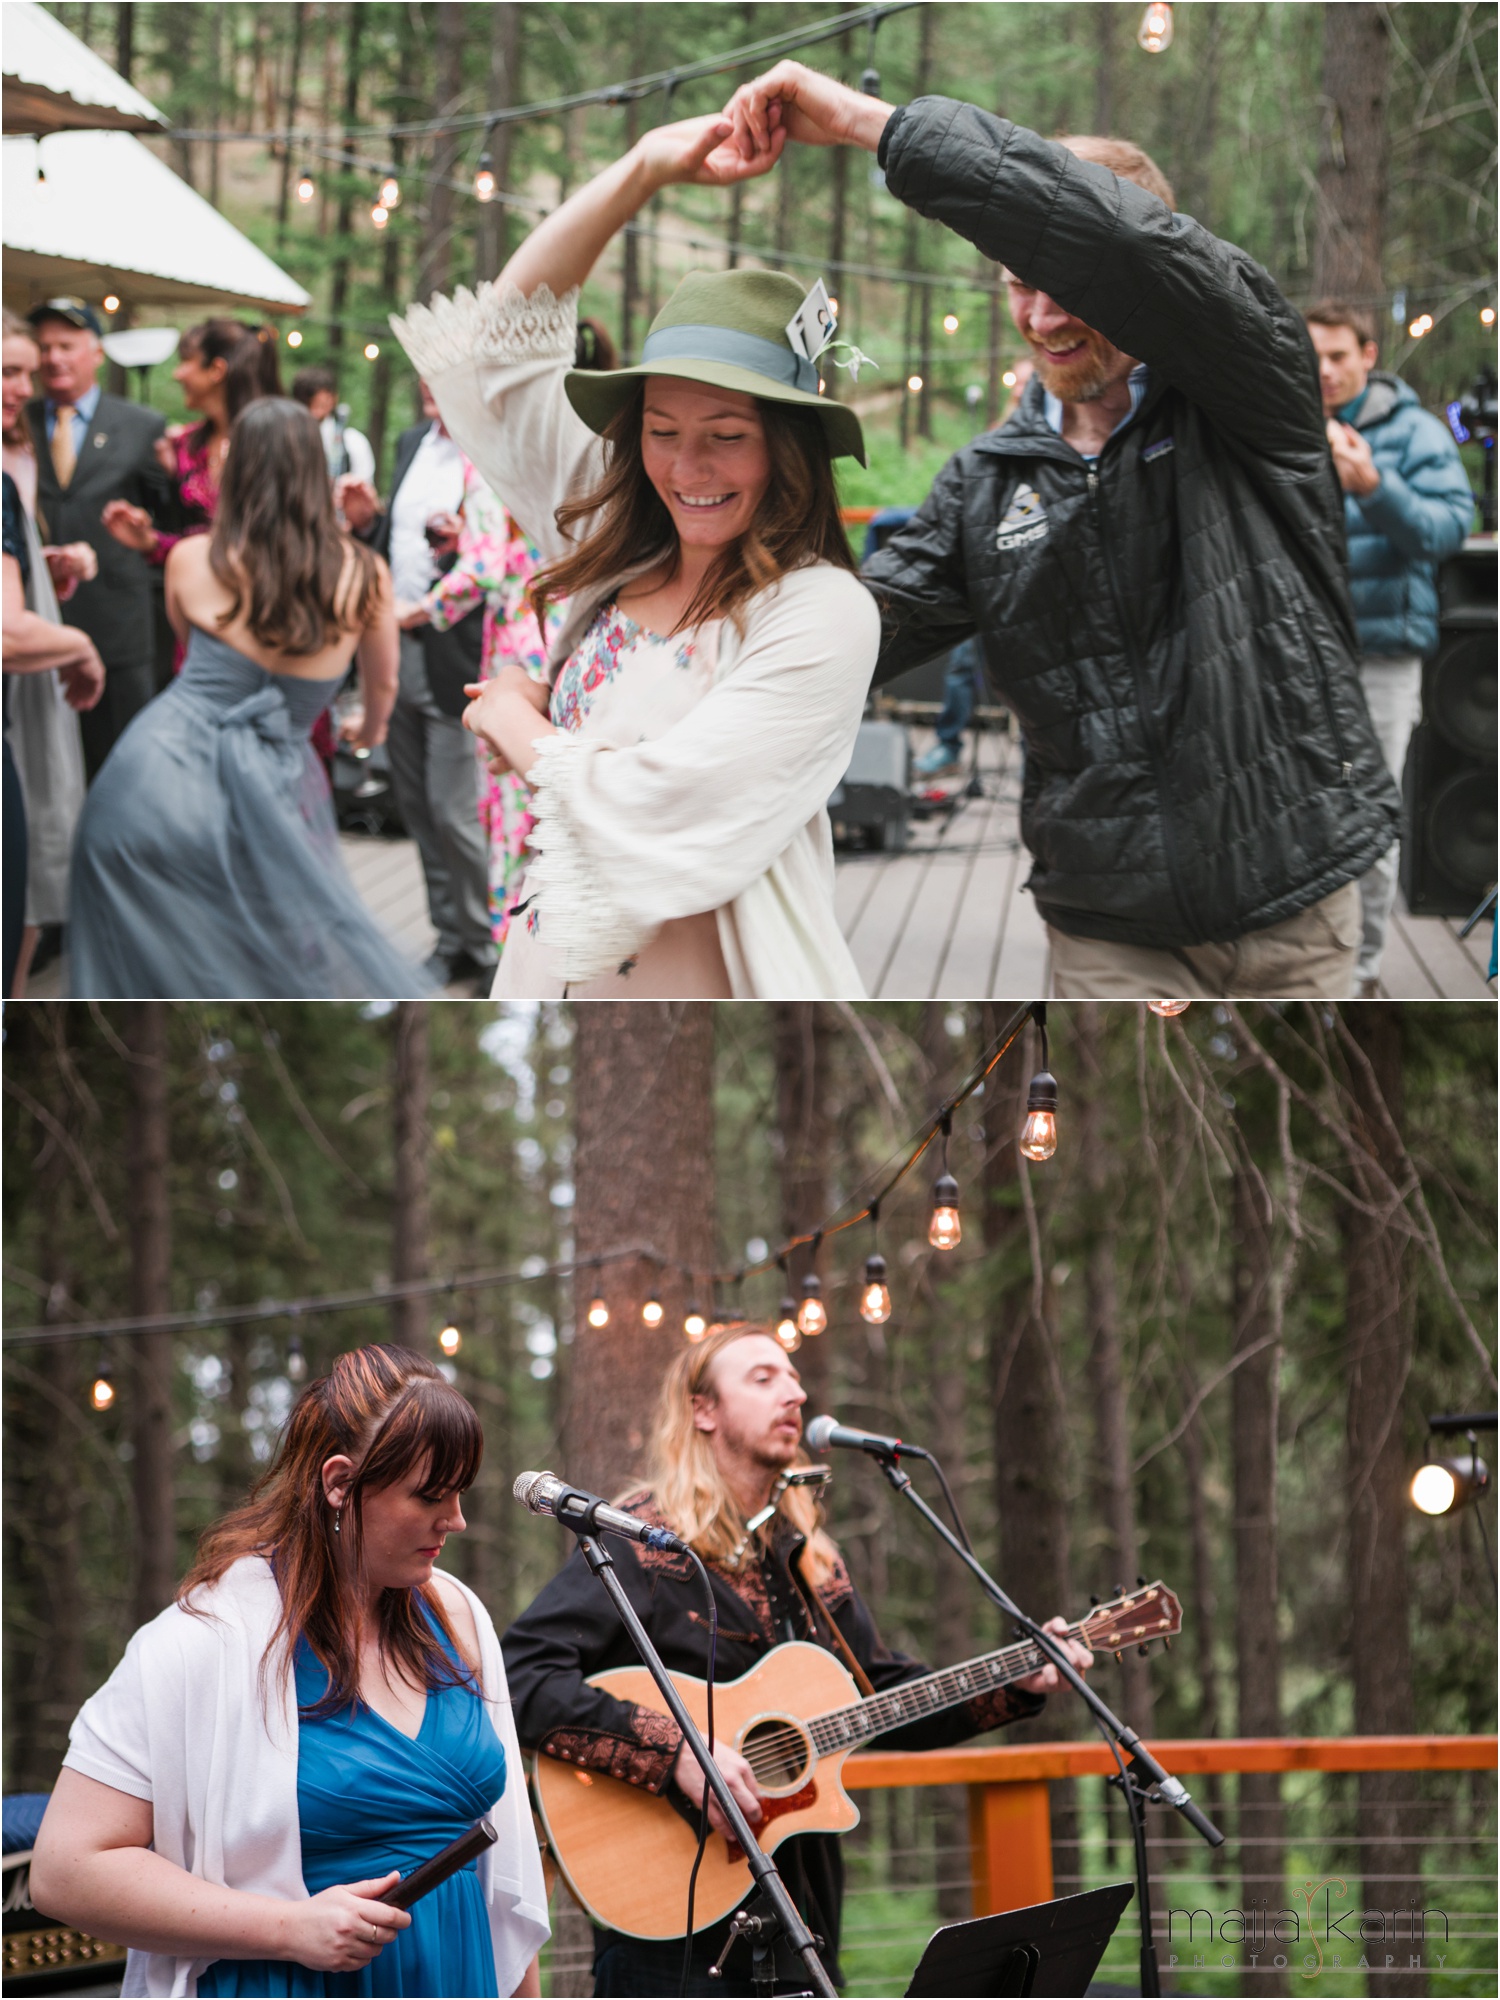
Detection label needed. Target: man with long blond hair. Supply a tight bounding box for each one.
[504,1322,1090,1995]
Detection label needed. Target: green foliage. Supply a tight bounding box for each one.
[43,3,1496,488]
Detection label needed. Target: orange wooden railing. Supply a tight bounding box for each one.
[842,1736,1499,1919]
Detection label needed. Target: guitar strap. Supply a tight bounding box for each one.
[788,1544,876,1699]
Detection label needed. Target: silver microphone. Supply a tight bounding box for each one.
[512,1470,690,1552]
[805,1414,913,1459]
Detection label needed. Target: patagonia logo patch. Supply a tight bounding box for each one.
[996,483,1049,552]
[1141,436,1175,464]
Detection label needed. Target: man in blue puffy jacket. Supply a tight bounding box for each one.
[1305,301,1475,992]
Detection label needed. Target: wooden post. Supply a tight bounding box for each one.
[968,1779,1053,1917]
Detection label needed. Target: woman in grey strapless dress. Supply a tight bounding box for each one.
[69,399,429,999]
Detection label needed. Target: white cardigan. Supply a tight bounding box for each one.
[389,281,877,1000]
[62,1557,550,1998]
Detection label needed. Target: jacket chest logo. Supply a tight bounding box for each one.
[996,483,1049,552]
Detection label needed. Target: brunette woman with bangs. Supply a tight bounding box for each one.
[68,398,428,999]
[31,1344,549,1998]
[393,112,878,999]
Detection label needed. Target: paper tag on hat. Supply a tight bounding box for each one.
[785,279,837,362]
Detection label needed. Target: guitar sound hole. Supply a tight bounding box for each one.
[741,1717,811,1790]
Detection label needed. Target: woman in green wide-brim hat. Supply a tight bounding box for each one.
[392,111,879,1003]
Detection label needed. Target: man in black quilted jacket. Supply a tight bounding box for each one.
[728,67,1401,998]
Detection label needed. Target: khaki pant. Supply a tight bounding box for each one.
[1047,881,1361,1000]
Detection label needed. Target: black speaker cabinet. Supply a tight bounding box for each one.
[1400,541,1497,917]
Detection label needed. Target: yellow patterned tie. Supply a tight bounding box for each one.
[50,403,78,488]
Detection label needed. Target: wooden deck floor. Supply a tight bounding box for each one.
[23,732,1492,1001]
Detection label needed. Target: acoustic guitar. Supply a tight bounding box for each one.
[532,1580,1181,1939]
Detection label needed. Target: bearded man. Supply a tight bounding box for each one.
[725,68,1402,999]
[503,1324,1090,1995]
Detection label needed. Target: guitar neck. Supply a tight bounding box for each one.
[807,1627,1079,1757]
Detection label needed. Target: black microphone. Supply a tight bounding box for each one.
[805,1414,921,1460]
[513,1470,690,1552]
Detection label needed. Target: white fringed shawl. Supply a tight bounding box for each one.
[389,282,877,999]
[63,1557,550,1997]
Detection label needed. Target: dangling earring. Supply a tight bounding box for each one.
[332,1507,342,1535]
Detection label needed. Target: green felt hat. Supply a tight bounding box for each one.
[564,268,866,466]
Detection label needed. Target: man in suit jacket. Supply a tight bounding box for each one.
[339,381,495,988]
[25,298,174,779]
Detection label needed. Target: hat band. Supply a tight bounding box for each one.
[640,324,818,395]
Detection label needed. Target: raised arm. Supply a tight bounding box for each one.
[349,556,398,751]
[391,116,783,568]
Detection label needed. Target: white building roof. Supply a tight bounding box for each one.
[3,130,311,313]
[2,0,166,134]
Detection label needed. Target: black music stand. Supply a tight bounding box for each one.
[905,1882,1135,1997]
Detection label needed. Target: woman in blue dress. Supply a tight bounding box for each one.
[68,399,428,999]
[30,1344,550,1997]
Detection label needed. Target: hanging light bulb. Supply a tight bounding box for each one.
[796,1272,827,1336]
[438,1295,462,1357]
[296,166,316,203]
[286,328,303,349]
[379,174,401,209]
[1147,1000,1191,1018]
[775,1292,800,1345]
[907,373,924,394]
[860,1253,892,1324]
[103,294,121,315]
[286,1335,308,1383]
[1020,1071,1059,1162]
[684,1302,708,1341]
[1482,307,1496,328]
[928,1174,962,1249]
[586,1292,610,1329]
[363,342,380,361]
[371,202,390,230]
[90,1357,114,1412]
[1136,1,1174,53]
[641,1290,664,1328]
[474,149,497,203]
[942,312,960,335]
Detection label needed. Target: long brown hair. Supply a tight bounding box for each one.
[181,1343,484,1716]
[530,385,856,637]
[642,1323,840,1586]
[209,398,380,655]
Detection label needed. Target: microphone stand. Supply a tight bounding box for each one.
[866,1453,1224,1999]
[571,1529,838,2000]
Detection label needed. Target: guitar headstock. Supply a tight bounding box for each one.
[1077,1582,1182,1656]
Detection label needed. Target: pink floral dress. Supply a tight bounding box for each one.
[418,458,558,946]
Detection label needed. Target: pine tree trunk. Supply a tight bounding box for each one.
[1231,1158,1287,1995]
[567,1004,716,1497]
[1342,1005,1424,1998]
[1312,2,1391,298]
[772,1003,835,1414]
[980,1008,1076,1888]
[1092,2,1116,135]
[413,2,465,310]
[477,5,522,282]
[128,1002,175,1624]
[391,1003,430,1348]
[275,2,307,256]
[327,1,364,357]
[115,1,133,82]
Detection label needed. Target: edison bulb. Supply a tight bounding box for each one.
[297,172,315,203]
[586,1295,609,1329]
[684,1304,708,1341]
[859,1255,892,1324]
[474,157,496,202]
[103,294,121,314]
[797,1276,827,1336]
[929,1173,962,1250]
[1020,1109,1057,1161]
[363,342,380,361]
[287,1337,308,1382]
[942,313,960,334]
[1148,1000,1190,1018]
[775,1311,801,1352]
[907,374,923,394]
[438,1323,462,1356]
[1137,1,1173,53]
[641,1293,664,1328]
[371,203,389,230]
[90,1372,115,1411]
[286,328,303,348]
[379,176,400,209]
